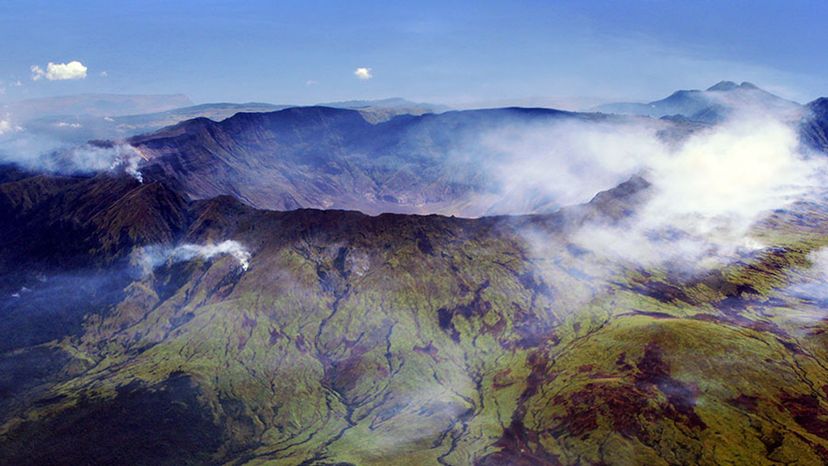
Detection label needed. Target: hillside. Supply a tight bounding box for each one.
[803,98,828,152]
[3,169,828,464]
[130,106,634,216]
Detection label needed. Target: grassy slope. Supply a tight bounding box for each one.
[2,176,828,465]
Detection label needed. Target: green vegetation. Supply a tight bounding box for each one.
[3,175,828,465]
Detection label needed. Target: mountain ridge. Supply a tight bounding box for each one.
[128,105,624,217]
[803,97,828,152]
[3,85,828,465]
[4,165,828,464]
[594,81,801,123]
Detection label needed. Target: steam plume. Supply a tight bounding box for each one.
[0,136,145,181]
[475,111,828,271]
[135,240,252,275]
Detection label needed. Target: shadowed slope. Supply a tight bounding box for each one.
[130,106,612,216]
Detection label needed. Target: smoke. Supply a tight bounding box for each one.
[111,145,144,182]
[0,129,145,181]
[756,247,828,333]
[787,248,828,302]
[472,110,827,272]
[55,121,83,128]
[57,143,145,182]
[602,116,821,269]
[135,240,252,275]
[475,118,662,213]
[0,108,144,180]
[646,117,817,218]
[703,86,804,122]
[0,269,137,352]
[0,115,22,136]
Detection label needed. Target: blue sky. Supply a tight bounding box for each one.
[1,0,826,108]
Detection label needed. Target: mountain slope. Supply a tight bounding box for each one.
[802,98,828,153]
[3,171,828,464]
[3,97,447,146]
[318,97,449,123]
[130,106,625,216]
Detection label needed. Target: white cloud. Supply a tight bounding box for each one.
[479,120,661,211]
[30,66,43,80]
[31,60,88,81]
[354,67,373,80]
[465,105,827,273]
[645,117,813,222]
[305,79,318,86]
[0,119,11,135]
[574,116,824,269]
[99,70,108,78]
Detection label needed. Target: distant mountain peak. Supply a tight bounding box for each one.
[707,81,739,91]
[319,97,417,108]
[595,80,797,122]
[707,80,760,92]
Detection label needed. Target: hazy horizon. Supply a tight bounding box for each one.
[0,79,812,114]
[1,1,826,108]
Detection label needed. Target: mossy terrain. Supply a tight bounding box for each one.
[2,172,828,465]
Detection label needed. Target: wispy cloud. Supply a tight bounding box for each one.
[0,115,22,135]
[454,99,826,275]
[31,60,88,81]
[557,118,818,271]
